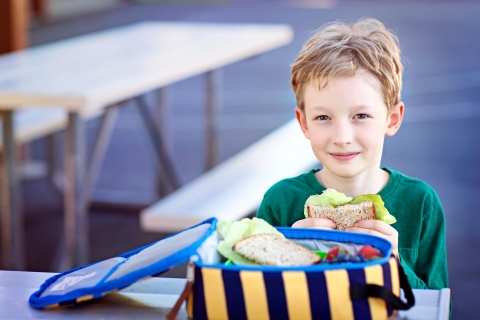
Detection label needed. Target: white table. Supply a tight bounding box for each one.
[0,21,293,270]
[0,271,450,319]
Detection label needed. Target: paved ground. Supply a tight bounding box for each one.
[8,0,480,318]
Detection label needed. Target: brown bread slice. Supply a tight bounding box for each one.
[232,233,321,266]
[306,202,376,231]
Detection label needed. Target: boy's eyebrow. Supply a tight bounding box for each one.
[308,105,329,111]
[351,105,374,111]
[307,105,374,111]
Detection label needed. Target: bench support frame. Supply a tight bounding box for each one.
[205,69,222,171]
[135,96,179,193]
[0,110,26,270]
[62,111,86,269]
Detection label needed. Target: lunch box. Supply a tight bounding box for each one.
[29,218,414,320]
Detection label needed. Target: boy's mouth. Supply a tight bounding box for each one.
[329,152,359,161]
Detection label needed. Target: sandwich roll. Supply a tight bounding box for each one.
[306,202,376,231]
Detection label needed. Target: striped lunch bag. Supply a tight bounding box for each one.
[30,218,414,320]
[179,226,415,320]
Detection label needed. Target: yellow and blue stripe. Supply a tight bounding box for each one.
[189,256,400,320]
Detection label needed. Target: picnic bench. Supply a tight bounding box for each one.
[0,21,294,270]
[140,118,318,233]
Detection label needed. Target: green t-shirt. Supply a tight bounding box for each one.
[256,167,448,290]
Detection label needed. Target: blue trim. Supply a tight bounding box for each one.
[198,257,391,273]
[29,218,217,309]
[97,258,128,286]
[196,227,393,272]
[277,227,393,256]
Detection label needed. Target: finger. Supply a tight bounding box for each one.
[309,218,337,229]
[353,220,397,235]
[292,218,336,229]
[308,225,336,230]
[291,219,311,228]
[348,225,398,250]
[346,227,386,238]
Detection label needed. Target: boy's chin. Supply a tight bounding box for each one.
[322,164,369,179]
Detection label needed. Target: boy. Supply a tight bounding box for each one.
[256,18,448,290]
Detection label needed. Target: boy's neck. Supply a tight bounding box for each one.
[315,167,390,197]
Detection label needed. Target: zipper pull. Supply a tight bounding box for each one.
[166,256,197,320]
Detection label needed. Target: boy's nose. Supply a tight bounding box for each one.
[333,122,353,146]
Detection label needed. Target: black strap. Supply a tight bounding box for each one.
[350,258,415,310]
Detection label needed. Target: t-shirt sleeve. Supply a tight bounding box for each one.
[400,189,448,290]
[416,190,449,289]
[256,189,282,226]
[398,252,428,289]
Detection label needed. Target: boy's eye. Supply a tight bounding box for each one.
[316,115,329,121]
[355,114,369,119]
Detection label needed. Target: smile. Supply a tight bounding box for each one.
[329,152,360,161]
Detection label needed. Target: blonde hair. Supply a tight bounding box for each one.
[291,18,403,111]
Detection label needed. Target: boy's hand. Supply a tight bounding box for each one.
[292,218,336,230]
[346,220,398,251]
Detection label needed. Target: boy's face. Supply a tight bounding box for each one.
[296,73,403,180]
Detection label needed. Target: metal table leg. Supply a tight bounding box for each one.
[205,69,222,171]
[135,96,179,193]
[77,104,119,234]
[155,88,172,156]
[0,110,25,270]
[62,111,86,270]
[80,104,120,206]
[55,105,119,271]
[155,87,172,197]
[46,133,63,197]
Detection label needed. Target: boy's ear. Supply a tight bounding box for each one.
[295,106,310,139]
[385,101,404,136]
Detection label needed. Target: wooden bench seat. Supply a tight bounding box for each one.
[140,118,318,233]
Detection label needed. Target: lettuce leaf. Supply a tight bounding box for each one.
[349,194,396,224]
[304,188,353,218]
[306,188,353,207]
[216,218,284,265]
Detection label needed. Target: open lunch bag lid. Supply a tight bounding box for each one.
[29,218,218,309]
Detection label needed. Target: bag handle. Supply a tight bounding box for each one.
[350,257,415,310]
[166,256,197,320]
[166,279,194,320]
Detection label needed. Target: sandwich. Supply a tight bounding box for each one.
[232,233,321,266]
[305,188,396,231]
[217,218,321,266]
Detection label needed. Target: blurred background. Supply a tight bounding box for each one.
[1,0,479,318]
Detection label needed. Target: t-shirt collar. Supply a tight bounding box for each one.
[305,167,400,199]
